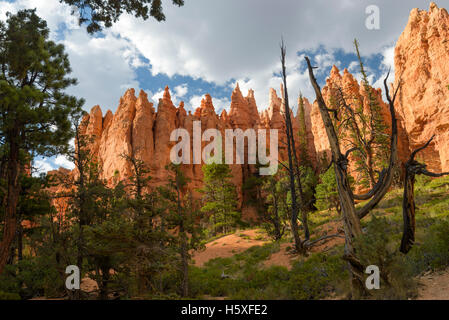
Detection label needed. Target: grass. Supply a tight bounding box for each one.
[189,175,449,300]
[189,241,349,299]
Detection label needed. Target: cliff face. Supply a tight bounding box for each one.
[55,2,449,219]
[77,84,317,220]
[394,2,449,173]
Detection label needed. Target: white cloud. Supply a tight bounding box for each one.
[381,46,395,74]
[0,0,140,113]
[372,45,396,92]
[62,29,140,112]
[174,84,188,98]
[55,155,75,170]
[33,159,55,176]
[0,0,441,112]
[110,0,435,101]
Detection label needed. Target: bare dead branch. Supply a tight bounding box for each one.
[410,135,435,161]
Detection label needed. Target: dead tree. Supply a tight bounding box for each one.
[305,56,401,298]
[400,136,449,254]
[280,42,308,254]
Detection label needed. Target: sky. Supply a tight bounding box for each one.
[0,0,443,173]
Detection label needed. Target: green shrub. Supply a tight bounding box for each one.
[288,253,349,299]
[0,257,64,299]
[354,216,417,299]
[0,291,21,300]
[407,219,449,274]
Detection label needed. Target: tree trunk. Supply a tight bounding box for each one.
[400,136,449,254]
[305,57,366,298]
[99,265,110,300]
[17,223,23,261]
[280,43,304,254]
[366,150,376,188]
[400,168,415,254]
[180,232,189,298]
[0,139,20,275]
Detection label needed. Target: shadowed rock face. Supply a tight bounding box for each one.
[54,2,449,219]
[394,2,449,173]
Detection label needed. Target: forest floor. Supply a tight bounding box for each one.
[417,269,449,300]
[193,220,345,270]
[32,176,449,300]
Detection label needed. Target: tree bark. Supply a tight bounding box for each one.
[400,166,416,254]
[0,137,20,275]
[306,57,366,298]
[280,42,307,253]
[400,136,449,254]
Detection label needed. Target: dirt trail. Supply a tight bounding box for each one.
[193,229,269,266]
[194,221,344,269]
[417,269,449,300]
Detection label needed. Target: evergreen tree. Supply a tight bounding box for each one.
[200,163,239,236]
[315,164,340,214]
[15,173,53,262]
[161,164,205,297]
[83,181,131,300]
[261,167,289,241]
[62,0,185,33]
[0,10,83,274]
[334,40,389,189]
[121,154,167,297]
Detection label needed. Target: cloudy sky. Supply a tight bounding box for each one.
[0,0,442,172]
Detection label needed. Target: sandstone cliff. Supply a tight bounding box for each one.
[74,83,318,220]
[394,2,449,173]
[52,2,449,219]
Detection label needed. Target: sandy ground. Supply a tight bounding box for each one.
[194,221,345,270]
[193,229,269,266]
[417,269,449,300]
[263,221,345,270]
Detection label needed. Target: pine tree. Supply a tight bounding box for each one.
[315,164,340,214]
[334,40,389,189]
[200,163,239,236]
[0,10,83,274]
[261,167,289,241]
[161,164,205,297]
[15,173,53,262]
[61,0,185,33]
[121,154,166,296]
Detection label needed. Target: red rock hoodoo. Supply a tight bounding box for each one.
[53,3,449,219]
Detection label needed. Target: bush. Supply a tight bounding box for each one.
[354,216,417,299]
[0,291,21,300]
[0,257,64,299]
[288,253,349,300]
[407,219,449,274]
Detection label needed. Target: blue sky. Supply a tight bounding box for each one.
[0,0,442,173]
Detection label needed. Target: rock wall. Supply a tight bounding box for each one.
[54,2,449,219]
[77,84,317,220]
[394,2,449,173]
